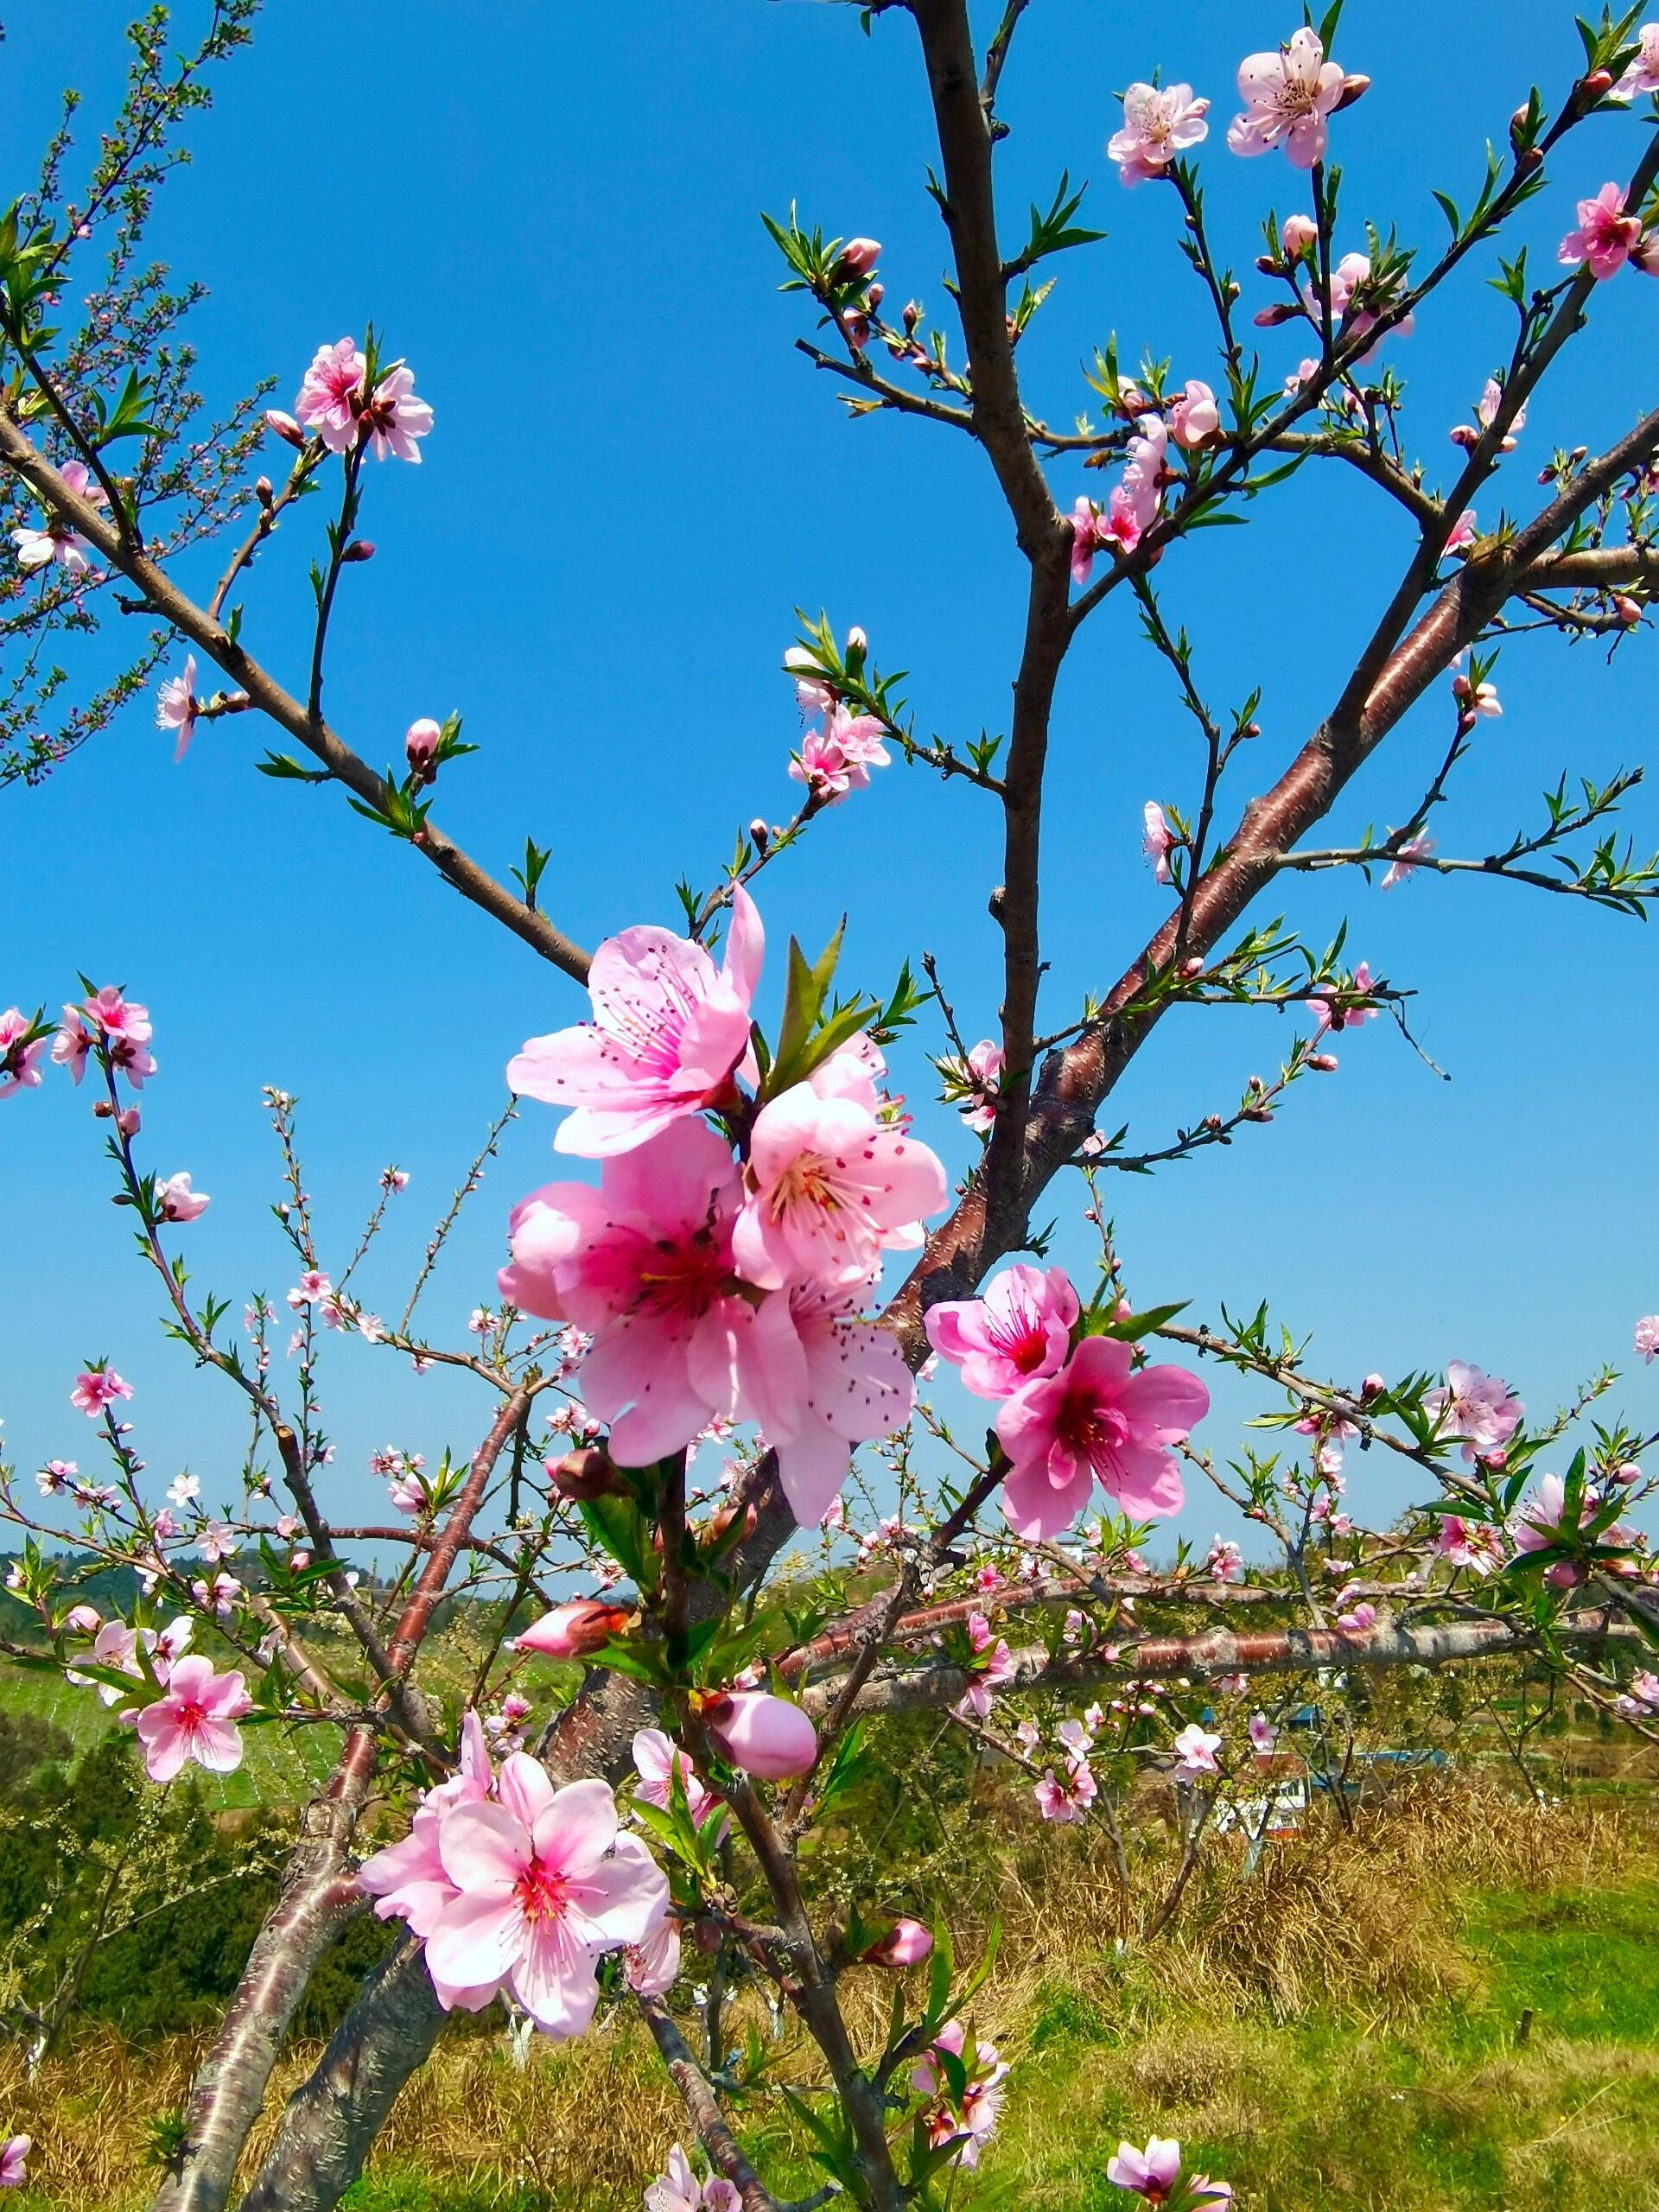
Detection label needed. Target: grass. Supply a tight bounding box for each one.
[3,1778,1659,2209]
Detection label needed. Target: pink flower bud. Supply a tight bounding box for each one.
[902,298,922,333]
[748,817,770,851]
[340,539,375,563]
[1281,214,1319,257]
[1361,1372,1386,1401]
[545,1446,624,1501]
[514,1599,632,1658]
[834,237,881,280]
[1334,73,1370,111]
[118,1107,141,1137]
[404,717,442,772]
[255,476,274,503]
[1614,594,1643,625]
[1252,302,1298,327]
[696,1689,817,1778]
[1631,231,1659,277]
[1543,1560,1584,1591]
[863,1917,934,1967]
[1306,1052,1339,1072]
[264,409,304,448]
[865,282,884,311]
[1579,67,1614,99]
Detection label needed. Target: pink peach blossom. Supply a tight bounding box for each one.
[955,1038,1004,1132]
[10,459,106,573]
[1306,960,1377,1034]
[1171,1722,1222,1778]
[1614,24,1659,98]
[1424,1361,1522,1463]
[1107,82,1211,185]
[645,2145,740,2212]
[1121,413,1169,526]
[359,362,433,462]
[632,1727,725,1834]
[1227,28,1345,167]
[734,1082,945,1291]
[1382,835,1434,889]
[499,1124,757,1465]
[156,655,199,760]
[0,2138,28,2190]
[0,1010,47,1100]
[696,1689,817,1777]
[134,1654,251,1782]
[424,1763,667,2034]
[514,1600,632,1659]
[912,2024,1007,2170]
[1437,1514,1506,1576]
[1034,1758,1097,1822]
[1635,1315,1659,1363]
[71,1366,132,1418]
[728,1272,915,1527]
[1169,378,1220,449]
[508,890,762,1157]
[1143,801,1175,884]
[925,1264,1079,1400]
[157,1172,211,1224]
[1558,183,1643,280]
[624,1912,683,1999]
[54,987,155,1088]
[296,338,366,452]
[1108,2136,1183,2200]
[995,1334,1209,1539]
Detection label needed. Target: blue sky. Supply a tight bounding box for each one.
[3,2,1656,1557]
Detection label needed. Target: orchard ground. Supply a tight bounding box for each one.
[1,1644,1656,2211]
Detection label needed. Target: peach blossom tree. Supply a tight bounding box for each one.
[3,5,1659,2209]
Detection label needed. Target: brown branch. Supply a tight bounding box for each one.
[636,1996,782,2212]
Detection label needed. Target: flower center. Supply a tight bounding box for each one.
[513,1855,569,1924]
[769,1153,842,1221]
[1056,1396,1129,1474]
[637,1233,730,1323]
[176,1700,207,1734]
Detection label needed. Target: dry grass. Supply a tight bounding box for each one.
[3,1776,1656,2209]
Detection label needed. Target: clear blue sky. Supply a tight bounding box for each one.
[3,3,1656,1556]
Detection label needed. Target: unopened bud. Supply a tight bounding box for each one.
[547,1446,624,1501]
[1509,103,1534,154]
[703,1500,758,1549]
[1181,956,1205,977]
[1306,1052,1339,1072]
[1203,1113,1223,1132]
[255,475,274,505]
[862,1918,934,1968]
[833,236,881,280]
[340,539,375,563]
[749,817,770,852]
[263,409,304,448]
[1514,144,1543,176]
[92,1098,113,1119]
[1255,253,1280,275]
[1252,302,1298,327]
[1614,594,1643,625]
[1334,72,1370,111]
[1579,67,1614,99]
[405,717,442,778]
[117,1107,141,1137]
[865,282,884,311]
[1360,1371,1386,1401]
[514,1599,634,1659]
[902,298,922,334]
[1449,425,1478,451]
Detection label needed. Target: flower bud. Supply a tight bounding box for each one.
[340,539,375,563]
[695,1688,817,1778]
[1181,956,1205,977]
[1252,302,1298,327]
[844,314,870,352]
[404,717,442,776]
[865,282,884,311]
[1578,67,1614,99]
[1361,1372,1386,1402]
[1334,73,1370,111]
[1631,231,1659,277]
[902,298,922,334]
[255,476,274,505]
[1613,1460,1643,1485]
[1449,425,1479,451]
[546,1446,624,1501]
[1281,214,1319,257]
[264,409,304,448]
[1543,1560,1584,1591]
[1509,104,1533,152]
[862,1917,934,1967]
[1514,144,1543,177]
[703,1499,758,1549]
[749,817,770,852]
[1255,253,1280,275]
[833,237,881,280]
[1614,594,1643,626]
[1307,1052,1339,1072]
[514,1599,633,1659]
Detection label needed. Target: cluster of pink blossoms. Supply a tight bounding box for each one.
[1106,26,1359,187]
[275,336,433,462]
[1422,1361,1522,1465]
[1071,410,1174,582]
[1558,182,1659,282]
[912,2022,1008,2171]
[0,1008,48,1100]
[785,628,891,806]
[643,2146,739,2212]
[503,889,943,1527]
[924,1264,1210,1540]
[359,1713,671,2037]
[64,1608,251,1783]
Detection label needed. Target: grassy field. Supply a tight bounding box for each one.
[1,1779,1656,2210]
